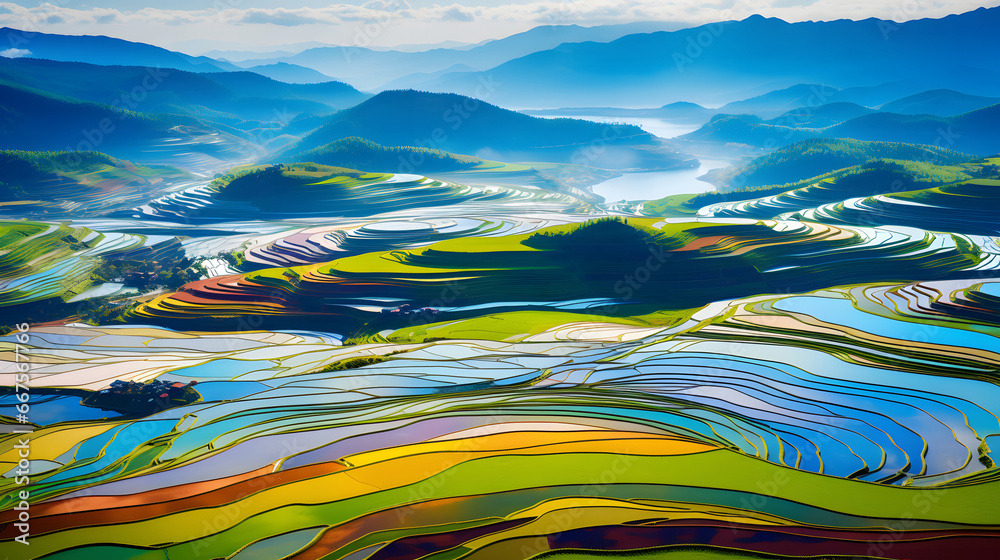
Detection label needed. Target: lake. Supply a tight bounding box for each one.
[591,158,732,202]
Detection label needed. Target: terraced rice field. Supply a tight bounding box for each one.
[2,163,1000,559]
[0,221,171,306]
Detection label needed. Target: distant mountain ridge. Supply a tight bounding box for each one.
[827,105,1000,155]
[682,102,1000,156]
[714,84,919,119]
[0,27,237,73]
[240,63,338,85]
[0,57,368,124]
[1,27,348,86]
[413,8,1000,108]
[767,102,876,129]
[522,84,968,125]
[878,89,1000,116]
[234,21,690,90]
[523,102,714,123]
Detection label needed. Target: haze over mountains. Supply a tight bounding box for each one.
[198,39,480,61]
[879,90,1000,116]
[239,62,339,85]
[228,21,689,90]
[1,7,998,179]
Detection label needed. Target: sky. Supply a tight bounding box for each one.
[0,1,995,53]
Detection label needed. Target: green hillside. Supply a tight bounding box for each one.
[0,82,251,165]
[682,103,1000,156]
[825,103,1000,155]
[646,157,991,218]
[0,150,190,215]
[767,102,876,128]
[276,136,484,174]
[680,114,815,146]
[275,89,695,171]
[705,138,972,190]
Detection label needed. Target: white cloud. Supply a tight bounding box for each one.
[441,5,476,22]
[1,47,30,57]
[238,8,331,27]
